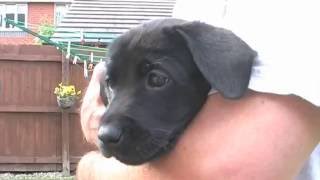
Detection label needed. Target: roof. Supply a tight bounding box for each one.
[0,0,71,2]
[51,0,176,45]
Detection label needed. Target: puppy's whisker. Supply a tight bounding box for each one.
[149,57,170,67]
[137,139,159,159]
[152,141,168,149]
[150,62,162,66]
[136,130,171,158]
[151,128,170,134]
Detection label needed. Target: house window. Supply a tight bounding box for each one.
[0,5,3,28]
[55,3,70,25]
[0,4,28,31]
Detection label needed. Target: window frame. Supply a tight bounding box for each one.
[54,2,70,26]
[0,3,28,32]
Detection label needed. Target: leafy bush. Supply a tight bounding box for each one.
[35,18,56,44]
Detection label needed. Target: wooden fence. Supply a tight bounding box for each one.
[0,45,96,173]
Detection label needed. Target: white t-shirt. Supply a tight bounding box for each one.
[173,0,320,106]
[173,1,320,179]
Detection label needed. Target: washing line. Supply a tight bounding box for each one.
[4,18,111,78]
[59,42,108,53]
[4,18,107,63]
[7,19,107,52]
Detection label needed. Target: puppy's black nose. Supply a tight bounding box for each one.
[98,125,122,144]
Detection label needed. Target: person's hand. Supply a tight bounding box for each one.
[80,62,107,145]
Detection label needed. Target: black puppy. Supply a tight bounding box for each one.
[98,18,256,165]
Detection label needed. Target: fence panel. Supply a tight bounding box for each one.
[0,45,96,172]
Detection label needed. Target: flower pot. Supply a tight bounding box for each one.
[57,96,76,109]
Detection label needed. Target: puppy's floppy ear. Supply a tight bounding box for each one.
[172,21,256,99]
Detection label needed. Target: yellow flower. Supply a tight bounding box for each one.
[54,83,82,98]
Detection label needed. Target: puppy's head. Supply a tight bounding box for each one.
[98,18,256,165]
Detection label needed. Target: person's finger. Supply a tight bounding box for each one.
[92,62,107,81]
[81,104,106,144]
[81,62,107,145]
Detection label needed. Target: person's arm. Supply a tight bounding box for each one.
[80,62,107,145]
[78,65,320,180]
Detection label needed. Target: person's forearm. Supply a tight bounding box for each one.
[77,92,320,180]
[149,92,320,180]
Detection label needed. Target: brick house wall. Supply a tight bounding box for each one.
[28,3,54,31]
[0,3,54,45]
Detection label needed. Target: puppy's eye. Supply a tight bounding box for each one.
[147,72,169,88]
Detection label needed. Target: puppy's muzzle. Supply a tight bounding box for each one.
[98,116,125,158]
